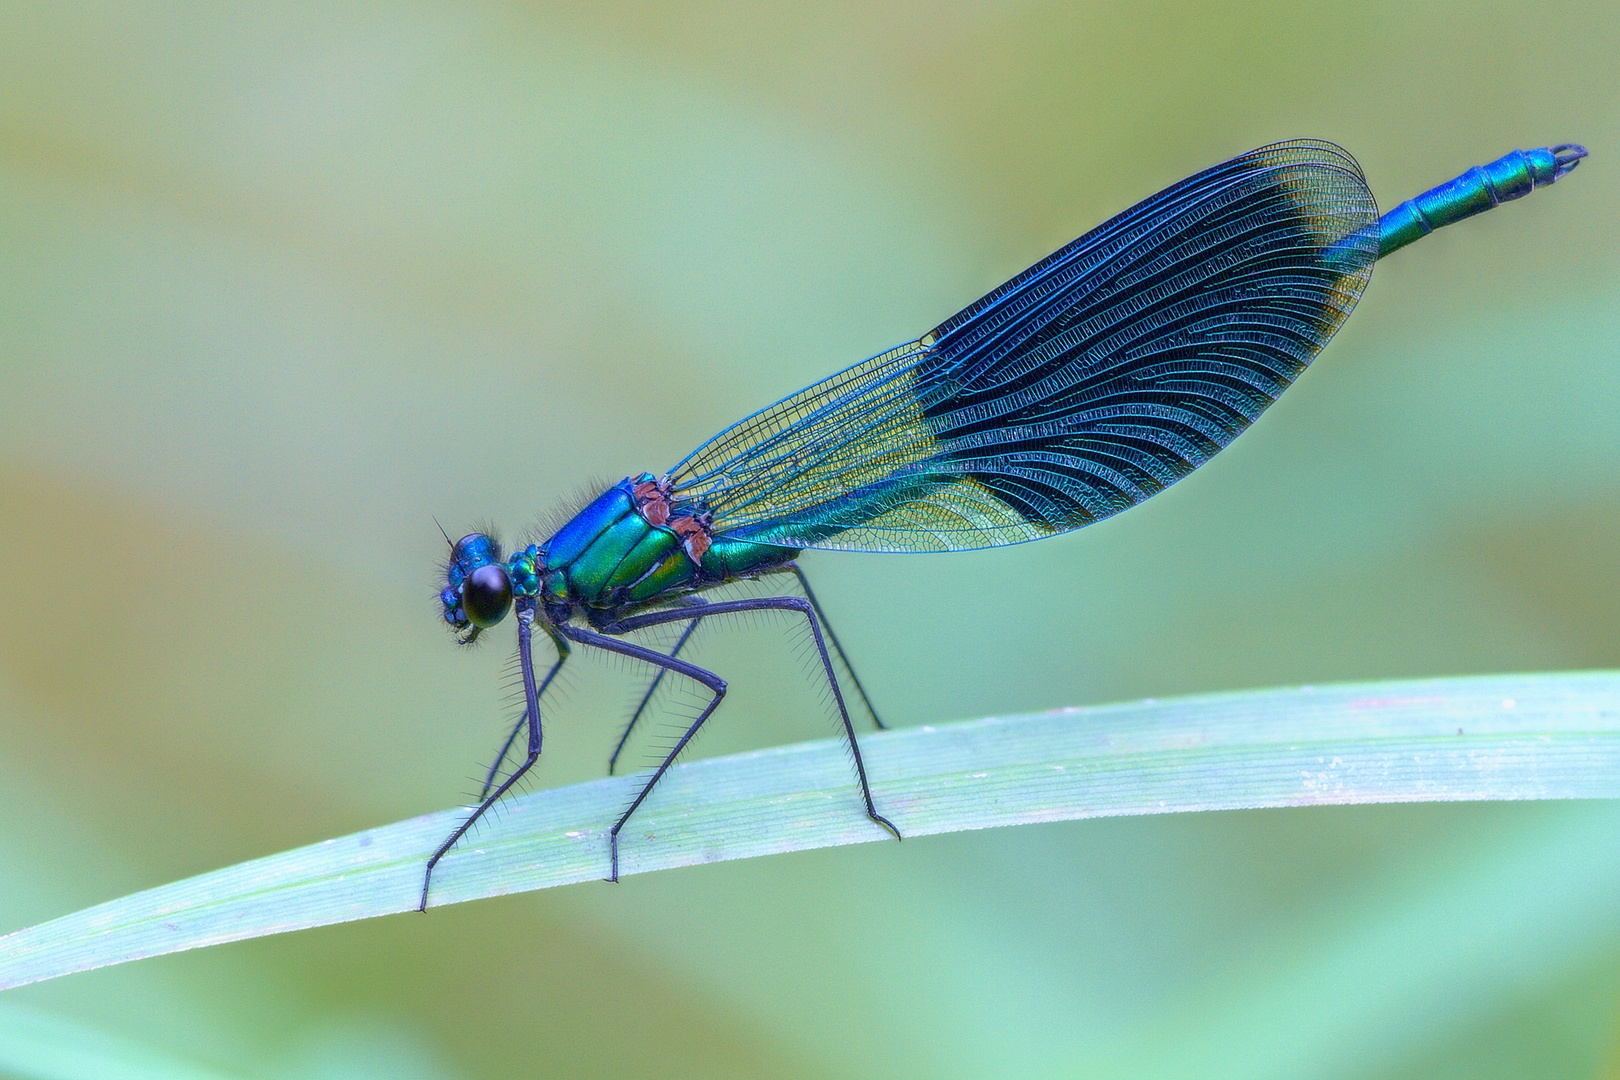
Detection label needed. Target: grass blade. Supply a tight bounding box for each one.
[0,1001,256,1080]
[3,671,1619,991]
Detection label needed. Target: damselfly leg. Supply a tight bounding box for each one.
[421,601,546,911]
[790,565,887,731]
[609,566,885,773]
[570,594,900,882]
[479,636,570,800]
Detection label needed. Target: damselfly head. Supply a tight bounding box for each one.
[440,532,512,644]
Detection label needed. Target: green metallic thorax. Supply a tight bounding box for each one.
[535,474,796,614]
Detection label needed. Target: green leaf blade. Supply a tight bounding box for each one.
[3,671,1618,992]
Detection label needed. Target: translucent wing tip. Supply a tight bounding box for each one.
[1550,144,1588,179]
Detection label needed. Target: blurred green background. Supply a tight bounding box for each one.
[1,1,1618,1077]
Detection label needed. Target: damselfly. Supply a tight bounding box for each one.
[427,139,1587,909]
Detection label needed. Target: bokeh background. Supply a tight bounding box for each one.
[2,1,1618,1077]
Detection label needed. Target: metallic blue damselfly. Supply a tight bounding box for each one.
[427,139,1587,908]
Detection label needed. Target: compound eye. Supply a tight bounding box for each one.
[461,563,513,628]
